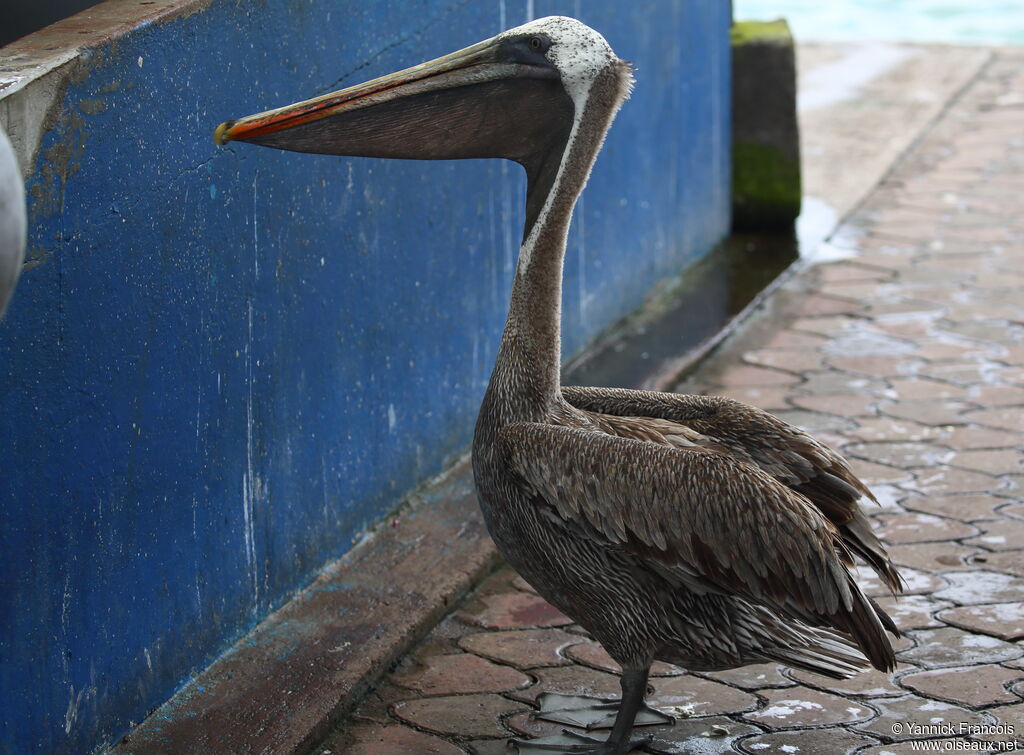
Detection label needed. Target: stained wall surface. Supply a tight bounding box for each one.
[0,1,731,751]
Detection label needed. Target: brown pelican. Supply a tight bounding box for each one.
[0,125,25,317]
[215,17,902,753]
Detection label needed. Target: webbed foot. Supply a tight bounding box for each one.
[511,727,653,753]
[533,692,674,730]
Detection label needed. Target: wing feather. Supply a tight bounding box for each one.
[498,421,896,670]
[562,385,902,593]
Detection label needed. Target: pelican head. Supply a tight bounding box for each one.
[214,17,632,235]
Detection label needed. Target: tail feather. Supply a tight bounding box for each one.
[831,578,899,672]
[762,632,868,680]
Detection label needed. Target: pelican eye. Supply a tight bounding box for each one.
[529,36,544,51]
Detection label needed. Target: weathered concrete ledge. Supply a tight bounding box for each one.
[0,0,210,176]
[112,461,500,754]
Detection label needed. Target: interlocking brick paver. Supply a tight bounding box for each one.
[848,458,914,486]
[900,665,1024,708]
[874,595,953,630]
[868,484,908,512]
[325,46,1024,755]
[457,591,574,629]
[920,361,997,385]
[985,703,1024,746]
[465,739,517,755]
[912,340,994,361]
[874,513,980,544]
[459,628,583,669]
[563,640,683,677]
[900,627,1023,668]
[645,716,761,754]
[504,710,566,739]
[758,329,829,349]
[771,409,860,435]
[951,449,1024,475]
[998,476,1024,496]
[829,355,915,377]
[712,385,793,410]
[848,417,946,443]
[698,663,794,690]
[648,674,759,716]
[790,314,860,337]
[716,364,802,387]
[857,739,967,754]
[933,571,1024,605]
[887,541,986,572]
[790,393,878,417]
[332,724,465,754]
[392,652,531,695]
[856,566,948,597]
[847,442,955,468]
[851,694,990,741]
[886,377,971,400]
[903,493,1008,521]
[907,466,998,495]
[392,693,525,738]
[868,317,936,340]
[869,299,948,318]
[818,280,894,301]
[942,424,1022,449]
[742,348,826,373]
[738,728,879,754]
[967,383,1024,407]
[823,330,919,358]
[1000,502,1024,520]
[511,664,622,703]
[798,370,889,395]
[742,687,873,728]
[974,551,1024,578]
[882,400,976,427]
[790,667,905,697]
[796,293,865,317]
[816,262,892,283]
[964,520,1024,551]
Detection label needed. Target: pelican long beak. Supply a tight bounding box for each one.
[213,35,559,161]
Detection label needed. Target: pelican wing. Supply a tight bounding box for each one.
[498,421,897,671]
[561,386,901,592]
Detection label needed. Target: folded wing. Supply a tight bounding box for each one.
[499,420,898,671]
[562,386,902,593]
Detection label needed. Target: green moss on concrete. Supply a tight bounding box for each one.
[731,19,793,47]
[732,141,801,230]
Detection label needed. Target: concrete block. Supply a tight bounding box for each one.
[731,19,802,231]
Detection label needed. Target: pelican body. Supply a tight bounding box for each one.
[216,17,901,753]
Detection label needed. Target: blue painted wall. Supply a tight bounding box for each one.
[0,1,730,752]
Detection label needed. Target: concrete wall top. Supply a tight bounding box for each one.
[0,1,731,752]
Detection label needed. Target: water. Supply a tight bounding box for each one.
[563,233,799,389]
[734,0,1024,46]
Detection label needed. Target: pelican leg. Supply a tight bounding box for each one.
[599,667,656,753]
[513,667,667,754]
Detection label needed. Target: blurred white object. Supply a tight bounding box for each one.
[0,125,26,317]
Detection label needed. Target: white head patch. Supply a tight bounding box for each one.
[497,16,619,110]
[494,17,627,272]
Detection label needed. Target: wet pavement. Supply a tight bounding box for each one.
[323,48,1024,754]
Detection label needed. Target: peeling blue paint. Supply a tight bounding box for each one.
[0,1,730,753]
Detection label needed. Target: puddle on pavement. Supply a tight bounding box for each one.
[564,197,840,390]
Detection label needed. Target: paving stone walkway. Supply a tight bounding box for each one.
[324,49,1024,755]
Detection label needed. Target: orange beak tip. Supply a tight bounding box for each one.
[214,120,235,146]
